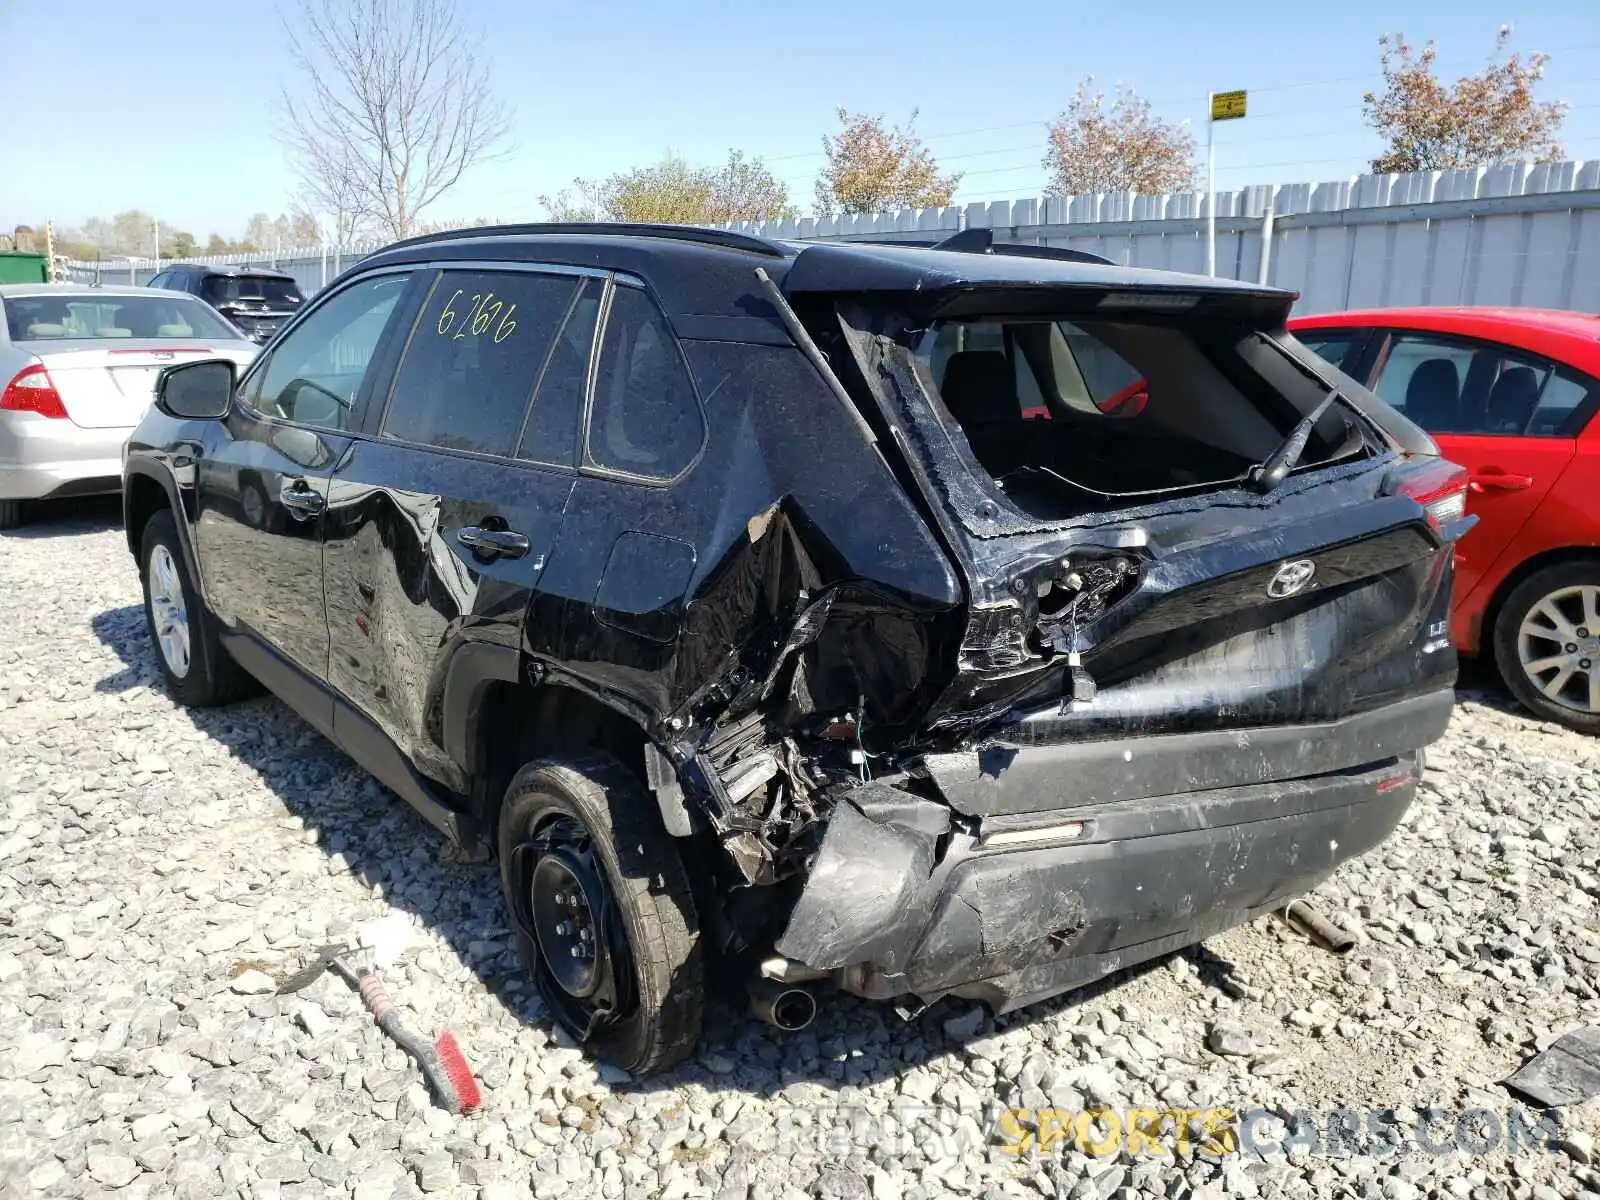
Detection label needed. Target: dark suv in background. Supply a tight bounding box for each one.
[147,263,305,344]
[121,223,1468,1074]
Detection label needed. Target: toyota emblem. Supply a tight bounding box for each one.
[1267,559,1317,598]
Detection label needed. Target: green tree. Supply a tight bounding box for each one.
[814,108,961,216]
[163,230,198,259]
[541,150,794,225]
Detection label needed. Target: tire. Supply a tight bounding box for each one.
[497,754,703,1074]
[1491,560,1600,735]
[139,510,258,707]
[0,500,22,530]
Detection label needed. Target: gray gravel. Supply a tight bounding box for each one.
[2,503,1599,1200]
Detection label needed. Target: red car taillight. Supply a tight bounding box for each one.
[1391,458,1469,532]
[1,364,69,420]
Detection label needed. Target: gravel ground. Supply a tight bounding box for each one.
[2,501,1599,1200]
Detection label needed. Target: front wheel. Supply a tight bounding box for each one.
[139,510,257,707]
[1492,561,1600,735]
[497,755,703,1074]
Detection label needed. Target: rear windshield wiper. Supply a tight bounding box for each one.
[1248,387,1344,494]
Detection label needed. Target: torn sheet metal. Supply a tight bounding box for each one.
[1504,1027,1600,1108]
[774,783,948,972]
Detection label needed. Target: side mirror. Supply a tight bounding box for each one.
[156,359,234,420]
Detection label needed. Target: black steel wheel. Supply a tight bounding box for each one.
[497,754,702,1074]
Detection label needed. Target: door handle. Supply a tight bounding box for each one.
[457,526,530,559]
[279,479,325,515]
[1469,472,1534,493]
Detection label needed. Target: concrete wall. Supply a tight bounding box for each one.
[56,159,1600,315]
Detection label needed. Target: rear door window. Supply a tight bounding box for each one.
[1371,331,1596,436]
[380,269,578,459]
[585,283,704,480]
[517,278,601,467]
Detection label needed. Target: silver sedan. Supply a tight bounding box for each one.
[0,284,258,529]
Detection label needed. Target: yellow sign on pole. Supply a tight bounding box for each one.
[1210,90,1248,121]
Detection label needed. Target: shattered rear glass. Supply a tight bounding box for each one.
[912,313,1363,522]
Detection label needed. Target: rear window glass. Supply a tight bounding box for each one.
[201,275,304,307]
[3,294,237,341]
[913,314,1360,521]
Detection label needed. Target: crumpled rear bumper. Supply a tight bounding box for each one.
[776,689,1450,1012]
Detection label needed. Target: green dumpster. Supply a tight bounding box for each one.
[0,252,50,283]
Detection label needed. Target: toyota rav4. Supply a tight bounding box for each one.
[121,223,1469,1074]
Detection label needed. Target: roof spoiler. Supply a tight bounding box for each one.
[932,228,1114,265]
[845,228,1113,266]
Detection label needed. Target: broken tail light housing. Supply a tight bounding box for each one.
[1,364,68,420]
[1389,458,1469,533]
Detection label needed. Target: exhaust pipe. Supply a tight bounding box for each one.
[1280,900,1357,954]
[749,977,818,1031]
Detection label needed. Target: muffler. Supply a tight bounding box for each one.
[1280,900,1357,954]
[749,977,818,1031]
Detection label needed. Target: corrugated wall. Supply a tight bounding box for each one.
[56,160,1600,315]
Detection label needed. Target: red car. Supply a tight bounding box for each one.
[1290,307,1600,733]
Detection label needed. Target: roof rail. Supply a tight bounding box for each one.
[379,221,788,258]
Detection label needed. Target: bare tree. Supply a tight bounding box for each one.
[277,0,510,242]
[290,131,376,245]
[538,179,609,222]
[1044,78,1197,196]
[1363,27,1566,172]
[815,108,961,216]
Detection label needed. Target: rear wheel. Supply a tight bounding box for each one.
[497,755,703,1074]
[1492,561,1600,735]
[0,500,22,530]
[139,510,257,707]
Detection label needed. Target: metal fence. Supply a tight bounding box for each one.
[55,242,385,299]
[55,159,1600,315]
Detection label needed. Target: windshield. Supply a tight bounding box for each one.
[201,275,303,308]
[4,294,240,342]
[910,312,1364,521]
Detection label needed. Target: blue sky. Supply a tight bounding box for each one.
[3,0,1597,238]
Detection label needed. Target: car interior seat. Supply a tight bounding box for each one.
[939,349,1057,478]
[940,351,1018,428]
[1484,366,1541,435]
[1403,358,1462,431]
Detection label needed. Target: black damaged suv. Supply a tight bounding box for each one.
[123,223,1469,1073]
